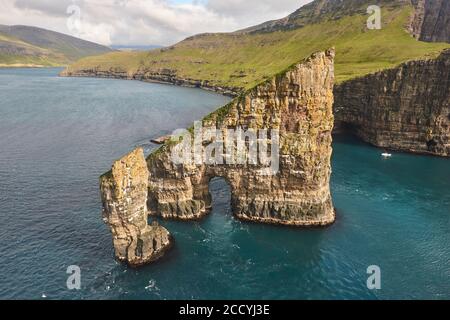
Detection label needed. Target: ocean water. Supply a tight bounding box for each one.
[0,68,448,300]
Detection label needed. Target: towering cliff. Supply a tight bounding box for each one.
[334,49,450,157]
[100,49,335,265]
[146,49,335,226]
[100,148,172,267]
[410,0,450,43]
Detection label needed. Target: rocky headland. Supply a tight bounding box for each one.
[100,148,172,267]
[146,49,336,225]
[91,0,450,266]
[100,49,336,265]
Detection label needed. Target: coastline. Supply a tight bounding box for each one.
[59,69,242,97]
[60,53,450,160]
[0,64,65,68]
[1,66,449,299]
[0,63,46,68]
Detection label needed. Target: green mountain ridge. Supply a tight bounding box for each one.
[63,0,449,90]
[236,0,403,34]
[0,25,112,67]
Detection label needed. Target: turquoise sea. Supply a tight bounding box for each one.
[0,68,448,299]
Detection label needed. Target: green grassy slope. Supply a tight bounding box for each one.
[0,33,58,66]
[0,25,112,67]
[64,2,449,89]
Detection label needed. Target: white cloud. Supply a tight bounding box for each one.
[0,0,313,46]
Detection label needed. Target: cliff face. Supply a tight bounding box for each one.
[100,148,172,267]
[145,49,335,227]
[100,49,335,265]
[409,0,449,43]
[334,49,450,157]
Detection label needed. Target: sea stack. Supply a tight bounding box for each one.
[100,49,336,266]
[100,148,172,267]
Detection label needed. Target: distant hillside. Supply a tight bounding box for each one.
[62,0,449,91]
[237,0,386,34]
[0,25,112,67]
[111,45,163,51]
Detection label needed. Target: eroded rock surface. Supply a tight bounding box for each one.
[146,49,336,226]
[410,0,449,43]
[100,148,172,267]
[334,49,450,157]
[100,49,335,266]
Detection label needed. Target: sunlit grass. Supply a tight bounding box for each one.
[65,5,449,88]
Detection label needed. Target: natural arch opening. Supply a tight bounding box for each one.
[208,177,232,216]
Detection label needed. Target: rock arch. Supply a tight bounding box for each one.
[101,49,336,266]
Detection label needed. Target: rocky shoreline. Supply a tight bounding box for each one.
[61,48,450,158]
[60,68,241,97]
[99,49,337,266]
[96,48,449,267]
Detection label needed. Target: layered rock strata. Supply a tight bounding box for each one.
[145,49,336,226]
[334,49,450,157]
[100,148,172,267]
[100,49,336,265]
[410,0,449,43]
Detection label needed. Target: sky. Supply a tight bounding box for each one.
[0,0,313,46]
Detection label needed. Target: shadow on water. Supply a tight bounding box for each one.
[1,69,448,299]
[196,178,337,299]
[209,177,232,216]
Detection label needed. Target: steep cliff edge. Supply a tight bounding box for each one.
[146,49,335,227]
[410,0,449,43]
[100,49,335,265]
[100,148,172,267]
[334,49,450,157]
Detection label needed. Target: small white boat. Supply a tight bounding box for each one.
[381,153,392,158]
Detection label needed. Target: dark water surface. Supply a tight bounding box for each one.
[0,68,448,299]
